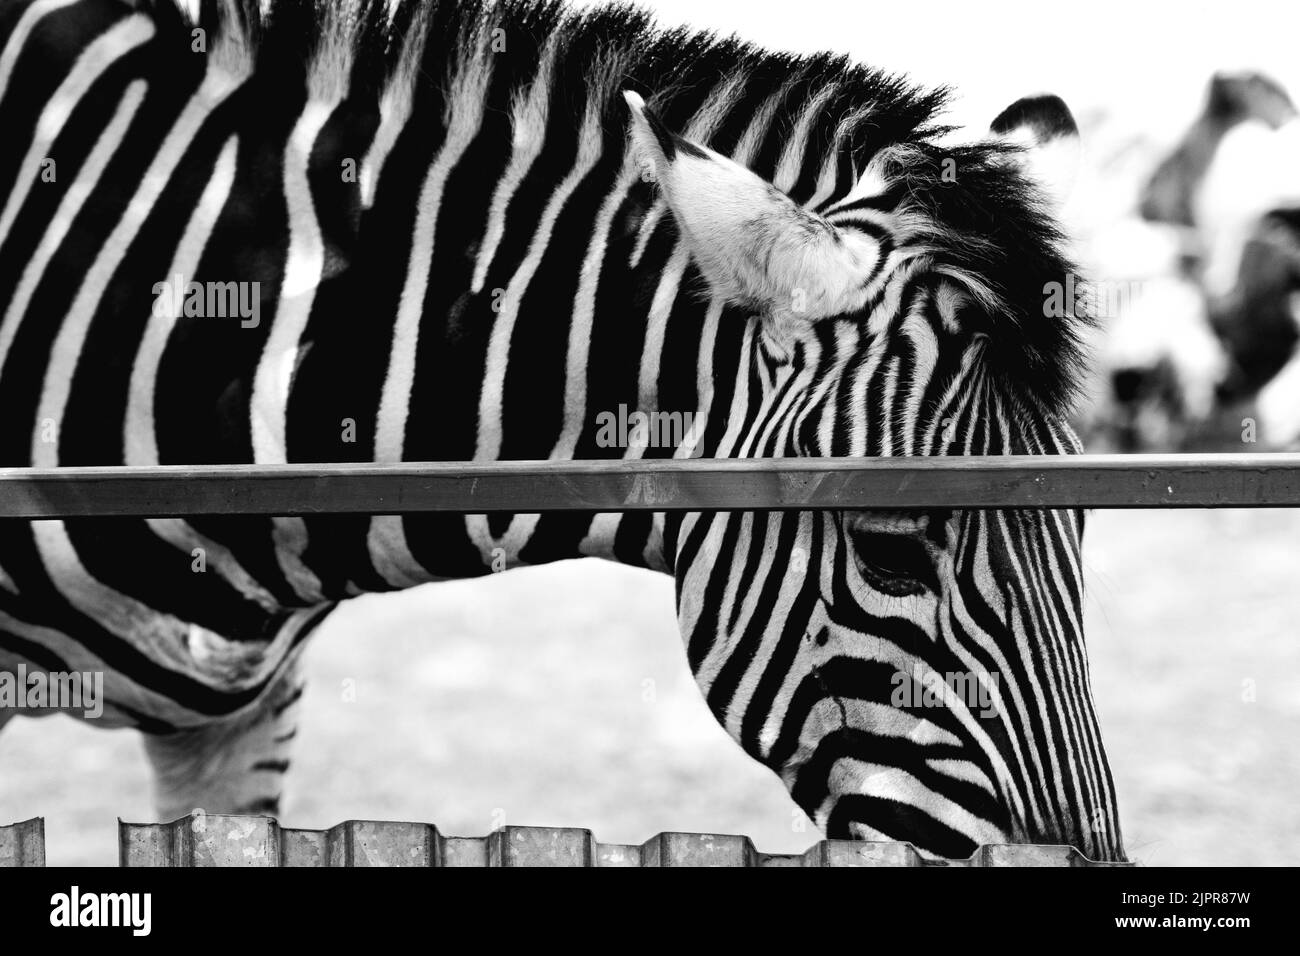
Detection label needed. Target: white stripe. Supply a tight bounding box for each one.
[0,0,83,105]
[551,161,642,465]
[848,323,891,453]
[33,65,240,468]
[29,64,245,663]
[0,79,146,378]
[926,758,998,791]
[824,326,861,456]
[681,300,723,459]
[805,107,868,211]
[949,514,1053,831]
[749,343,817,458]
[659,300,722,563]
[772,85,836,193]
[0,14,154,249]
[919,341,981,452]
[729,82,786,169]
[900,309,938,454]
[251,100,335,464]
[368,48,492,588]
[252,99,339,604]
[712,516,793,712]
[466,93,607,564]
[357,28,426,210]
[358,102,403,210]
[711,321,757,459]
[1014,508,1101,825]
[548,158,648,554]
[831,757,1008,848]
[470,38,557,293]
[475,99,604,463]
[780,696,967,770]
[127,135,238,464]
[879,356,899,456]
[673,509,723,639]
[579,243,687,558]
[123,134,279,612]
[687,511,758,689]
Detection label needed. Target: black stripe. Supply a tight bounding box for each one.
[827,793,980,859]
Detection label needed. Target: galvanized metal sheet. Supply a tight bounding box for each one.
[119,813,1131,867]
[0,818,45,867]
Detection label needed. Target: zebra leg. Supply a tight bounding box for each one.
[141,656,306,821]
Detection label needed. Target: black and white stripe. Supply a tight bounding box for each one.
[0,0,1122,858]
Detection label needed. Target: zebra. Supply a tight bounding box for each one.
[0,0,1124,861]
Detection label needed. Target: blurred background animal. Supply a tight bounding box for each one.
[1075,70,1300,451]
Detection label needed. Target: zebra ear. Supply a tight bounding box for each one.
[623,91,880,322]
[990,94,1080,211]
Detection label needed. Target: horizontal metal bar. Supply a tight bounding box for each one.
[0,454,1297,518]
[118,813,1129,867]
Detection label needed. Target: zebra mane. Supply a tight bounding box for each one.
[137,0,1093,415]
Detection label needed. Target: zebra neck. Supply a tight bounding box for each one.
[0,0,817,601]
[262,104,744,593]
[260,26,768,593]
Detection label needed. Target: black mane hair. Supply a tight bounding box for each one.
[137,0,1092,416]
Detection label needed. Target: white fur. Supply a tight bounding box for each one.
[467,80,612,566]
[0,0,82,103]
[367,39,493,589]
[994,121,1081,213]
[251,98,340,604]
[1,80,145,396]
[624,92,882,324]
[0,15,155,250]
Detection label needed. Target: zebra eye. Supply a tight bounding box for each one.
[848,529,939,596]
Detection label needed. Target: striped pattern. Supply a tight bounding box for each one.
[0,0,1122,860]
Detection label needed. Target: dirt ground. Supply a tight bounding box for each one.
[2,508,1297,866]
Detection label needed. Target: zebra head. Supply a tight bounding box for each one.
[626,92,1123,861]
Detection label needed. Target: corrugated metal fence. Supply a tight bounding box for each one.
[0,818,44,867]
[0,814,1128,866]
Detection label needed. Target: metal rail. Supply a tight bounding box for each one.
[0,454,1297,517]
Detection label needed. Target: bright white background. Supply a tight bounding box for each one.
[578,0,1300,142]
